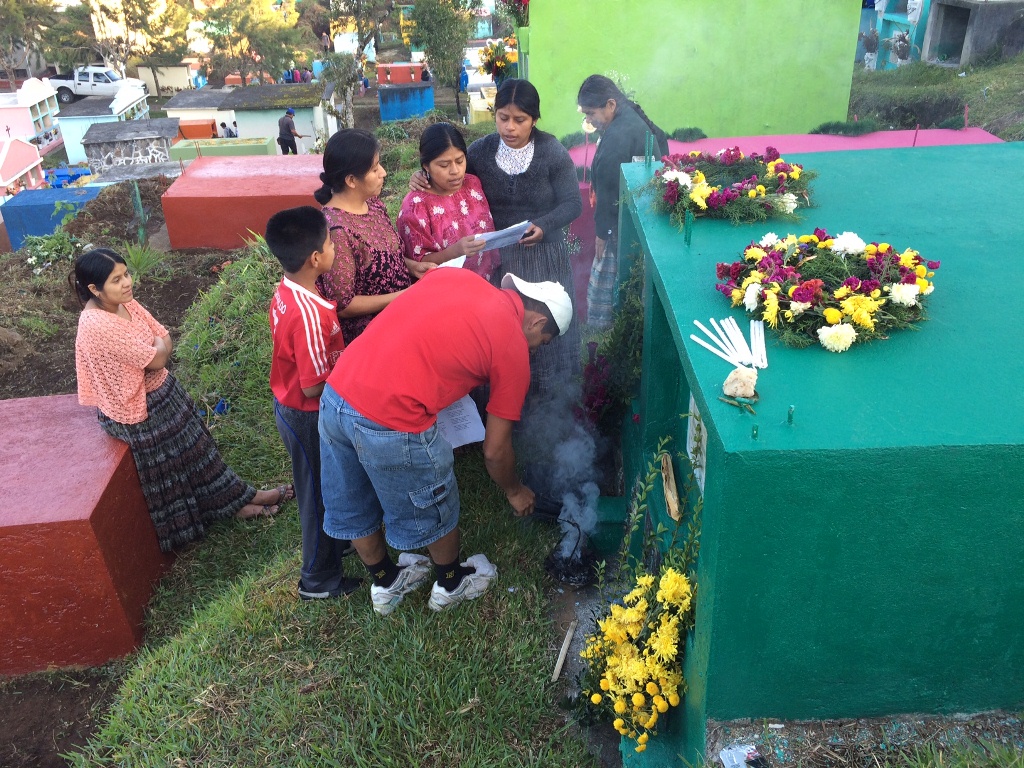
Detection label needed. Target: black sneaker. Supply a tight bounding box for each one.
[298,577,363,600]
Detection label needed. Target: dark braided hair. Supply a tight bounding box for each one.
[69,248,125,306]
[314,129,379,205]
[577,74,669,155]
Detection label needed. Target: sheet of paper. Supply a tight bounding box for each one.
[438,256,466,269]
[474,220,531,250]
[435,394,485,448]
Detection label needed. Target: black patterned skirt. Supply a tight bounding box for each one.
[492,238,581,395]
[98,374,256,552]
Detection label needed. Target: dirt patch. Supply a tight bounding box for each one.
[63,176,173,247]
[0,668,123,768]
[0,249,226,401]
[707,714,1024,768]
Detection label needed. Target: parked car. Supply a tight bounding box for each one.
[49,65,148,104]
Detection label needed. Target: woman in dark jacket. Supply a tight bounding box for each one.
[578,75,669,328]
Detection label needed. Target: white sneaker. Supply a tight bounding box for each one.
[370,553,431,616]
[428,554,498,611]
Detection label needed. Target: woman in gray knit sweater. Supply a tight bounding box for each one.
[471,79,583,394]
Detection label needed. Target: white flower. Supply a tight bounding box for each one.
[759,232,779,248]
[923,284,934,296]
[775,193,799,214]
[460,200,469,215]
[888,283,920,306]
[452,221,460,230]
[414,245,422,254]
[817,323,857,353]
[412,196,422,204]
[788,300,811,316]
[403,226,410,235]
[470,189,483,201]
[419,219,427,228]
[582,118,597,134]
[431,206,446,215]
[743,283,762,312]
[478,220,488,229]
[831,231,867,256]
[662,170,692,189]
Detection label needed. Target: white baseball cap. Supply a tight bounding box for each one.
[501,273,573,336]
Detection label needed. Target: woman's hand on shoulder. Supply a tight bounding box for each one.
[409,170,430,192]
[520,224,544,246]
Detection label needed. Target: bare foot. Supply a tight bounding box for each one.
[250,484,294,507]
[236,485,293,520]
[236,503,280,520]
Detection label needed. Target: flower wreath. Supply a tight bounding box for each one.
[653,147,816,228]
[715,229,940,352]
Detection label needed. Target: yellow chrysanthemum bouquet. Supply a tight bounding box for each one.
[580,435,702,753]
[582,567,693,751]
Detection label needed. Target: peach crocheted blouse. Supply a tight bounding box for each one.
[75,300,169,424]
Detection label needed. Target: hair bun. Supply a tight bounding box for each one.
[319,172,328,183]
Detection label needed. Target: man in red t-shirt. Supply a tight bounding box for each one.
[320,267,573,615]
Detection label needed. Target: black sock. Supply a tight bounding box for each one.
[435,555,475,592]
[366,555,400,588]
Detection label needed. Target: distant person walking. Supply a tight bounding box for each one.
[577,74,669,329]
[278,107,304,155]
[219,121,236,138]
[322,31,331,53]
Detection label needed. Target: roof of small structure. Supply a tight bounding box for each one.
[163,87,236,110]
[55,96,116,117]
[221,83,326,111]
[0,138,43,185]
[81,117,180,145]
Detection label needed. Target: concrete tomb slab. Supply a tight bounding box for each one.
[0,395,172,675]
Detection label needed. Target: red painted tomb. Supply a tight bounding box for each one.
[0,395,172,675]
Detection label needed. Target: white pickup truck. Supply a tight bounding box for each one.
[50,65,148,104]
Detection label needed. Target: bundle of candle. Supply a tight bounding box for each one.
[689,318,768,369]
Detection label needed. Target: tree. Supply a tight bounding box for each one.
[86,0,152,76]
[201,0,302,84]
[411,0,479,117]
[316,51,361,130]
[39,3,97,73]
[329,0,398,52]
[136,0,191,97]
[0,0,56,90]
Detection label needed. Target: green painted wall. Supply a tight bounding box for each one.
[618,143,1024,764]
[528,1,861,141]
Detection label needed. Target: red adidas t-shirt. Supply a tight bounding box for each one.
[328,268,530,432]
[269,278,345,411]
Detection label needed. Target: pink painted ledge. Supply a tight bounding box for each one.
[568,128,1002,167]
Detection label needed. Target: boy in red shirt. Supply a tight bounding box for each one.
[266,206,361,600]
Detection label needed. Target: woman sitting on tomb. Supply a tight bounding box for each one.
[397,122,499,282]
[315,128,433,344]
[577,74,669,329]
[72,248,293,552]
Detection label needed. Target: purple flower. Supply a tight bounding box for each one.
[926,260,941,270]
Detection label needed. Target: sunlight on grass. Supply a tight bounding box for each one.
[67,241,596,767]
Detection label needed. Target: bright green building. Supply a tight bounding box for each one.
[527,1,862,140]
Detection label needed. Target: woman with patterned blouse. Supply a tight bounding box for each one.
[314,129,433,344]
[397,123,499,282]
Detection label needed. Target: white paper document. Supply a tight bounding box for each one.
[435,395,485,448]
[438,256,466,269]
[474,220,531,250]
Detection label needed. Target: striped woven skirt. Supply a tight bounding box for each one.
[98,374,256,552]
[493,238,581,395]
